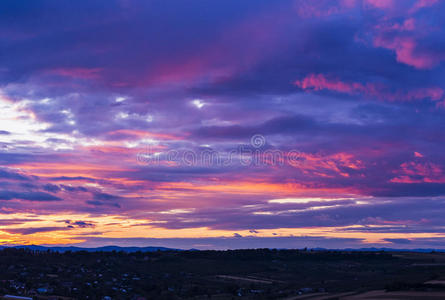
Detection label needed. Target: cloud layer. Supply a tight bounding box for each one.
[1,0,445,249]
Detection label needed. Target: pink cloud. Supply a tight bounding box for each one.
[295,73,443,102]
[295,73,368,94]
[360,0,444,69]
[364,0,395,9]
[289,151,364,178]
[391,161,445,183]
[373,36,439,69]
[414,152,424,158]
[410,0,439,13]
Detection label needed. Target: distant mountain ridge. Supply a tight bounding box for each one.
[0,245,444,253]
[0,245,178,252]
[305,247,445,253]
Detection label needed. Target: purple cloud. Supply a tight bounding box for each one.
[1,0,445,248]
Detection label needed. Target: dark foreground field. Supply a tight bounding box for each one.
[1,248,445,299]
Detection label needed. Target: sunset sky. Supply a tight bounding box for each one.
[1,0,445,249]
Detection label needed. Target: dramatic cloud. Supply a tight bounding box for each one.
[1,0,445,249]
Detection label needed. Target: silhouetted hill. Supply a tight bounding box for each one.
[1,245,445,253]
